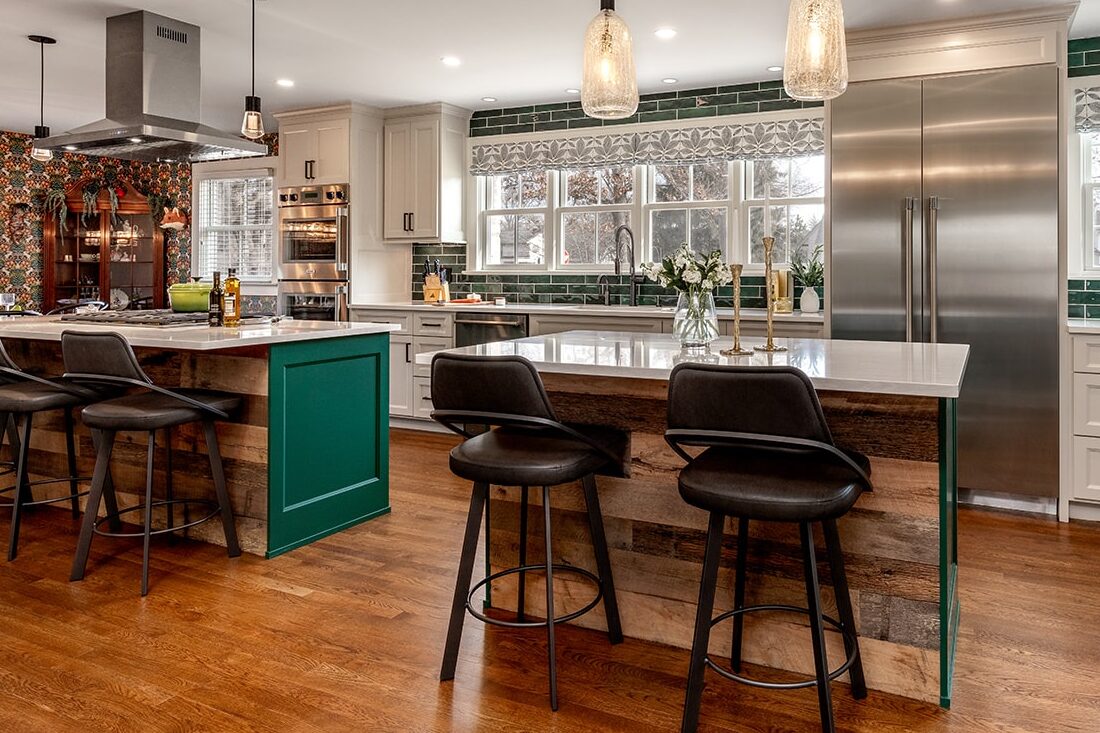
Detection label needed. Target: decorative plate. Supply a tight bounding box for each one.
[110,288,130,310]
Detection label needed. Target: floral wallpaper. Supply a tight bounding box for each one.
[0,130,193,311]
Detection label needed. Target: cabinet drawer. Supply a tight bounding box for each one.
[1073,436,1100,502]
[1074,373,1100,437]
[413,311,454,337]
[413,377,434,420]
[413,336,453,378]
[351,309,411,335]
[1074,336,1100,374]
[530,315,662,336]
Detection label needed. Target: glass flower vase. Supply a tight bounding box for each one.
[673,288,719,350]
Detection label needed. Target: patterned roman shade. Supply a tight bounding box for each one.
[469,116,824,175]
[1077,87,1100,133]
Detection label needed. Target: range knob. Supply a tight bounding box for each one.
[279,193,288,202]
[289,193,299,202]
[334,190,345,200]
[325,191,335,200]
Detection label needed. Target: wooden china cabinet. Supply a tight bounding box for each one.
[43,178,166,311]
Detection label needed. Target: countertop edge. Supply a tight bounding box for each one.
[351,302,826,323]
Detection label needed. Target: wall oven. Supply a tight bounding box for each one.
[277,184,349,282]
[279,280,349,322]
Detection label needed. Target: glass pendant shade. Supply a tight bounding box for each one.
[783,0,849,101]
[581,3,639,120]
[241,96,264,140]
[30,146,53,163]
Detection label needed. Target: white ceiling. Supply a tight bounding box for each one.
[1,0,1097,137]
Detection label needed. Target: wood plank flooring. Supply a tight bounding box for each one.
[0,428,1097,732]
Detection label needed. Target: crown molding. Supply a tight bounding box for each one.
[848,3,1078,46]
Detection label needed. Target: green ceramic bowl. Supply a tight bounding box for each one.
[168,281,213,313]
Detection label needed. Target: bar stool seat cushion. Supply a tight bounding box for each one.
[678,447,864,523]
[0,380,89,413]
[81,391,241,431]
[449,426,620,486]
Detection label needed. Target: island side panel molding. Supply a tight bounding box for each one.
[939,397,960,708]
[267,333,391,558]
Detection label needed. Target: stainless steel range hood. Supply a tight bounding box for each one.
[34,10,266,163]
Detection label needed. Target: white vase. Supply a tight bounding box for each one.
[800,286,820,313]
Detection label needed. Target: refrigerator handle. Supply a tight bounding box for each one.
[903,197,915,343]
[927,196,940,343]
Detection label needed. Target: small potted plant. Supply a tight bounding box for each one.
[790,244,824,314]
[643,245,731,349]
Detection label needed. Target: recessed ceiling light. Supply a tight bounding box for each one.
[440,56,461,67]
[565,88,581,94]
[128,137,142,143]
[655,28,677,40]
[662,78,678,84]
[482,96,498,102]
[276,78,294,88]
[767,65,783,73]
[63,145,77,151]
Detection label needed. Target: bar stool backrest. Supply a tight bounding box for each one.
[431,353,556,424]
[61,331,152,384]
[0,339,20,377]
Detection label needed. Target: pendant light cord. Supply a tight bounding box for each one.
[39,40,45,127]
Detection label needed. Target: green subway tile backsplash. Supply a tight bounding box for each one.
[1069,36,1100,77]
[1070,279,1100,319]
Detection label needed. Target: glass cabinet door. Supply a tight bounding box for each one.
[108,214,155,309]
[54,213,103,305]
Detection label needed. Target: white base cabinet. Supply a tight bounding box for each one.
[1065,332,1100,518]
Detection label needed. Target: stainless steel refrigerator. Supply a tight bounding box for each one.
[829,65,1060,500]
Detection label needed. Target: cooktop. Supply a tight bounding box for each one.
[60,310,274,328]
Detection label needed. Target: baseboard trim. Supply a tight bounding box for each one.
[959,488,1057,516]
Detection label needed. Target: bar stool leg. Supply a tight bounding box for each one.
[165,428,175,535]
[541,485,559,711]
[7,413,33,561]
[682,511,725,733]
[64,408,79,519]
[71,430,116,581]
[581,473,623,644]
[801,522,836,733]
[823,519,867,700]
[731,517,749,673]
[441,481,488,682]
[517,485,529,622]
[202,421,241,557]
[141,431,156,597]
[92,429,122,533]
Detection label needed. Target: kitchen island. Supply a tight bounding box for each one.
[418,330,969,707]
[0,318,397,558]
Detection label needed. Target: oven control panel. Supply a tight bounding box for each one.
[278,183,349,207]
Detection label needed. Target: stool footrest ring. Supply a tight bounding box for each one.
[93,499,220,539]
[466,563,604,629]
[0,475,91,508]
[705,604,860,690]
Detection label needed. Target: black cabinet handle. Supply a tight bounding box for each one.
[304,160,310,180]
[405,342,410,363]
[409,212,414,232]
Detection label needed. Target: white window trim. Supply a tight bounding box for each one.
[643,161,737,266]
[1069,75,1100,278]
[555,166,642,271]
[191,156,278,293]
[1081,134,1100,274]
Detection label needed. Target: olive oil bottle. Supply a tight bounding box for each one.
[208,271,224,327]
[223,268,241,327]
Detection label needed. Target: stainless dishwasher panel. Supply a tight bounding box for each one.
[454,313,529,347]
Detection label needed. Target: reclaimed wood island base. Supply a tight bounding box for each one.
[420,330,969,707]
[0,319,397,558]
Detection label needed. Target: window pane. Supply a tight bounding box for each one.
[692,163,729,201]
[484,214,545,265]
[788,204,825,261]
[488,171,547,209]
[1091,138,1100,181]
[749,159,789,199]
[789,156,824,198]
[654,165,690,203]
[599,166,634,205]
[564,169,599,206]
[651,209,687,262]
[597,211,630,263]
[690,208,727,255]
[748,204,788,264]
[561,211,629,265]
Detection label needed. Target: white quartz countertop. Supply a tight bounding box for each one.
[352,301,824,323]
[0,317,398,351]
[1068,319,1100,334]
[416,330,970,398]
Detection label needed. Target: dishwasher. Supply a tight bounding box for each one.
[453,312,529,347]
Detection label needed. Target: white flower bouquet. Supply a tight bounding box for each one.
[642,245,733,294]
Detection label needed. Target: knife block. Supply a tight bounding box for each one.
[422,275,449,303]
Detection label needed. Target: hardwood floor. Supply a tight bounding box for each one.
[0,428,1097,732]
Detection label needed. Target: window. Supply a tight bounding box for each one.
[743,156,824,266]
[474,154,824,272]
[1084,134,1100,271]
[194,173,275,281]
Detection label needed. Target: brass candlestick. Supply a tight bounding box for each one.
[755,236,787,353]
[720,263,751,357]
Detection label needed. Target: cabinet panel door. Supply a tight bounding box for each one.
[1073,436,1100,502]
[413,377,435,420]
[410,119,440,239]
[413,336,453,378]
[1074,336,1100,373]
[383,122,412,239]
[315,119,350,184]
[389,335,414,417]
[529,315,663,336]
[280,126,316,187]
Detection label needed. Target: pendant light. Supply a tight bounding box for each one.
[28,35,57,163]
[783,0,849,101]
[241,0,264,140]
[581,0,639,120]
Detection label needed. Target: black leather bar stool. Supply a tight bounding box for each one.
[666,364,873,733]
[61,331,242,596]
[431,353,625,711]
[0,339,109,560]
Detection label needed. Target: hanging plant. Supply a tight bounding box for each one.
[80,183,100,224]
[42,189,68,233]
[106,186,120,224]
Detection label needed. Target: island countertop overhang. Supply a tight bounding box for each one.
[0,317,399,351]
[417,330,970,399]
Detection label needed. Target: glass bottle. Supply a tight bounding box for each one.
[223,268,241,327]
[209,272,224,327]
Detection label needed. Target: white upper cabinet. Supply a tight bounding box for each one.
[278,117,350,187]
[383,104,470,243]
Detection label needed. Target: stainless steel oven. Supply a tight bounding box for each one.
[277,184,349,281]
[279,280,349,322]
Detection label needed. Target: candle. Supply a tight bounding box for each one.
[763,183,771,237]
